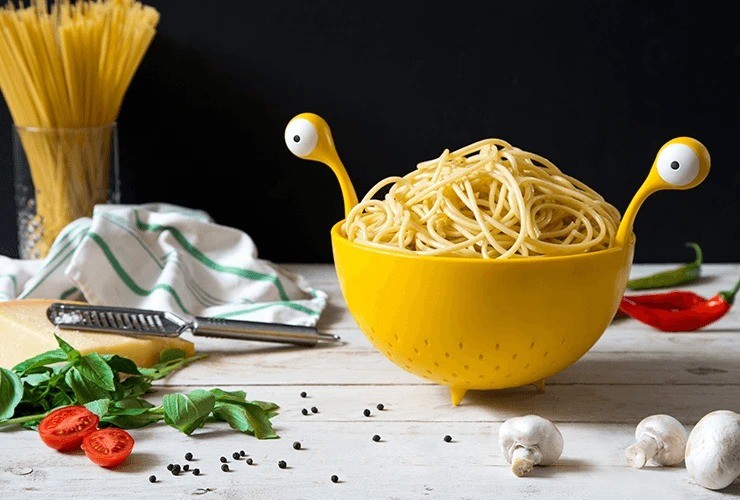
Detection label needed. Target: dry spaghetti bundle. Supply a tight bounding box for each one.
[0,0,159,256]
[343,139,621,259]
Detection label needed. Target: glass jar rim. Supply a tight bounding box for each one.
[13,122,117,133]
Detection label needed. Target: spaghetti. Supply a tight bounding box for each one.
[0,0,159,256]
[343,139,621,259]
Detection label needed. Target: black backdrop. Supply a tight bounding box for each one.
[0,0,738,262]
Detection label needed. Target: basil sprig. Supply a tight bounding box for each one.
[0,336,278,439]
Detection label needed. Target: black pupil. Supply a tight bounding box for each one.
[293,135,301,143]
[670,161,680,170]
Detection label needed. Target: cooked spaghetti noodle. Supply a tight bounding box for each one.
[343,139,621,259]
[0,0,159,256]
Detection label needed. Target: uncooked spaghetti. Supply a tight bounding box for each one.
[0,0,159,256]
[343,139,621,259]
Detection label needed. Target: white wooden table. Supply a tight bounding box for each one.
[1,264,739,499]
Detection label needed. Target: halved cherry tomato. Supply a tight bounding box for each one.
[81,428,134,468]
[38,406,99,451]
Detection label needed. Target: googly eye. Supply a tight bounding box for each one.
[656,143,700,186]
[285,118,319,157]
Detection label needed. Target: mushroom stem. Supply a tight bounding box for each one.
[625,434,661,469]
[511,446,543,477]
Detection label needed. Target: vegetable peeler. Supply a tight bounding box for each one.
[46,303,340,347]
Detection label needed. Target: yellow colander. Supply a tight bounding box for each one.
[285,113,710,405]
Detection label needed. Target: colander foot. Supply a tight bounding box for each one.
[534,378,546,392]
[449,387,468,406]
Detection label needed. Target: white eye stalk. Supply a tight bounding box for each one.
[685,410,740,490]
[499,415,564,477]
[625,414,687,468]
[285,118,319,158]
[656,143,700,186]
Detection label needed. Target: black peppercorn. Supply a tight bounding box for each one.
[300,391,307,398]
[220,456,227,463]
[331,475,339,483]
[182,464,189,472]
[232,452,241,460]
[166,464,174,471]
[301,408,308,415]
[363,409,371,417]
[184,452,193,461]
[240,450,246,457]
[148,475,157,483]
[444,435,452,442]
[246,458,253,465]
[311,406,318,413]
[221,464,229,472]
[292,441,301,450]
[372,434,381,442]
[278,460,287,469]
[192,468,200,476]
[376,403,384,411]
[172,464,181,474]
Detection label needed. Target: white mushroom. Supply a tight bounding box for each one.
[625,414,687,468]
[685,410,740,490]
[498,415,564,477]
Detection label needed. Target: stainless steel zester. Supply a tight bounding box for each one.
[47,303,340,347]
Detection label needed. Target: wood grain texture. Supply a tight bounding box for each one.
[2,264,738,499]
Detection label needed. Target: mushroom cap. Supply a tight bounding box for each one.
[498,415,564,466]
[685,410,740,490]
[634,414,687,466]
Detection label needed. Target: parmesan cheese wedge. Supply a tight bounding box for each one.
[0,299,195,369]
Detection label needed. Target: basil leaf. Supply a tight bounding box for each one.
[85,398,111,417]
[210,388,247,404]
[21,372,51,387]
[65,368,111,404]
[12,349,67,375]
[213,401,277,439]
[159,349,186,363]
[251,400,280,413]
[102,355,140,375]
[54,334,80,363]
[162,389,215,435]
[77,353,116,392]
[0,368,23,420]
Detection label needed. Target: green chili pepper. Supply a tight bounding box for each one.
[627,242,702,290]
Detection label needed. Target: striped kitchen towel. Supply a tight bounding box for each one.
[0,204,327,326]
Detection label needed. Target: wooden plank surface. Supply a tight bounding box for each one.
[1,263,739,499]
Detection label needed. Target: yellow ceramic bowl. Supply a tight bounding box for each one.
[332,222,634,404]
[285,112,710,406]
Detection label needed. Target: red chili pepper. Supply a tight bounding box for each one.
[619,279,740,332]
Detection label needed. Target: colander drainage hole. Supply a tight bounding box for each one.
[434,362,440,367]
[494,365,500,371]
[451,373,458,378]
[495,343,500,351]
[407,357,413,363]
[464,365,469,370]
[425,369,432,374]
[512,354,518,360]
[530,342,535,349]
[543,351,549,357]
[524,364,530,369]
[445,352,450,358]
[478,354,484,361]
[413,348,419,355]
[424,339,430,346]
[458,342,464,350]
[394,334,399,341]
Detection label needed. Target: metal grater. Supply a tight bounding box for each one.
[47,303,340,347]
